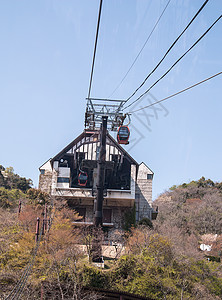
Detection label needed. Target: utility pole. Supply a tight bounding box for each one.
[94,115,107,227]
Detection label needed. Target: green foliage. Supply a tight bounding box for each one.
[112,254,137,281]
[0,186,50,210]
[123,204,136,231]
[110,251,222,299]
[145,234,173,266]
[1,207,222,300]
[187,260,222,297]
[26,188,49,205]
[169,184,177,191]
[138,217,153,228]
[79,265,109,288]
[113,252,172,298]
[0,187,25,208]
[0,165,32,192]
[170,176,218,191]
[0,171,4,187]
[0,171,222,300]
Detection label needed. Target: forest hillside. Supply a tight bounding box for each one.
[0,166,222,300]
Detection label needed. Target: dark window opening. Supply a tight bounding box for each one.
[57,177,69,183]
[103,209,112,223]
[58,149,132,190]
[58,155,73,169]
[76,152,85,162]
[147,174,153,180]
[105,155,131,190]
[71,153,89,188]
[40,169,45,175]
[59,159,68,168]
[71,168,93,188]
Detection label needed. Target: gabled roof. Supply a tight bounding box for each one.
[39,158,52,171]
[139,162,154,175]
[107,132,138,166]
[51,131,87,164]
[50,130,139,166]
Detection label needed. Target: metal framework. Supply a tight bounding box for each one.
[85,97,126,131]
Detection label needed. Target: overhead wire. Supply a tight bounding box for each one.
[123,0,210,106]
[109,0,172,98]
[87,0,103,100]
[123,14,222,111]
[128,71,222,114]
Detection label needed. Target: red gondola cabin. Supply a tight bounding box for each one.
[78,171,88,186]
[117,126,130,145]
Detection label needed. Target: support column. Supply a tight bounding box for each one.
[92,116,107,264]
[94,115,107,227]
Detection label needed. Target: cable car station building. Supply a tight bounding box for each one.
[39,129,154,237]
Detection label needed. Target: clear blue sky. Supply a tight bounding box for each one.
[0,0,221,200]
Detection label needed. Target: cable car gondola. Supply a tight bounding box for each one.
[78,171,88,187]
[117,125,130,145]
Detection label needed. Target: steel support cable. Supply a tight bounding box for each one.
[124,14,222,111]
[87,0,103,102]
[109,0,172,98]
[5,199,55,300]
[4,264,30,300]
[128,71,222,114]
[123,0,210,106]
[12,228,44,300]
[5,226,43,300]
[5,244,39,300]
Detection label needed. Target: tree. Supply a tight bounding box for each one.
[154,178,222,235]
[79,225,104,263]
[0,165,32,192]
[0,187,26,209]
[0,166,5,187]
[26,188,49,205]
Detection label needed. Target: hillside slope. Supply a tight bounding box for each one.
[0,172,222,299]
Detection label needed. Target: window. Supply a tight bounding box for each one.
[76,152,85,160]
[40,169,45,175]
[147,174,153,180]
[107,156,131,190]
[59,159,68,168]
[103,209,112,223]
[96,146,100,160]
[57,177,69,183]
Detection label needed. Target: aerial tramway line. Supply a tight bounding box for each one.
[5,1,222,297]
[84,0,222,147]
[83,0,222,229]
[84,0,131,147]
[82,0,132,188]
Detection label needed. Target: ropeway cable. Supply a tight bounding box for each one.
[124,14,222,111]
[109,0,172,97]
[128,71,222,114]
[123,0,210,106]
